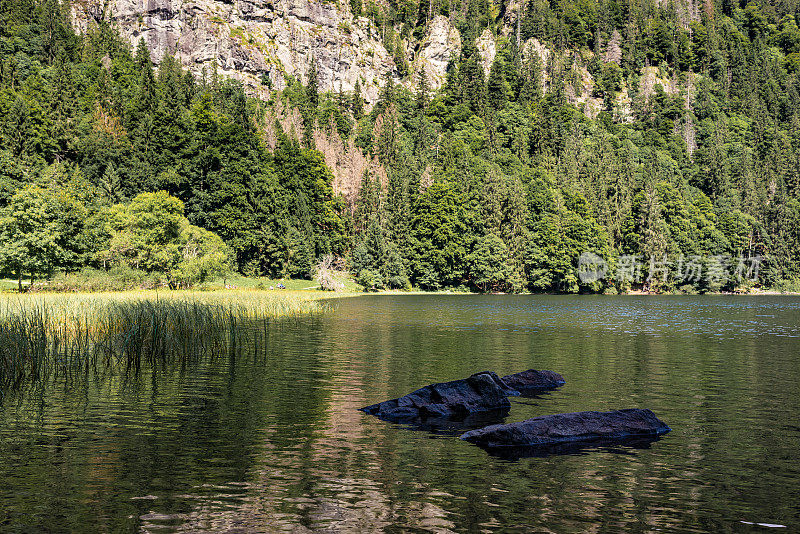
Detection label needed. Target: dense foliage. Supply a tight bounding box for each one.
[0,0,349,288]
[349,0,800,292]
[1,0,798,292]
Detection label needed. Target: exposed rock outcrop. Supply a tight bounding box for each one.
[476,28,496,76]
[639,66,681,98]
[70,0,460,105]
[69,0,690,114]
[460,408,671,449]
[360,371,518,423]
[416,16,461,89]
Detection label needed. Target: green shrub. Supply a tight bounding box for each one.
[357,268,380,291]
[30,267,165,292]
[771,278,800,293]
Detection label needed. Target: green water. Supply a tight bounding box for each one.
[1,295,799,532]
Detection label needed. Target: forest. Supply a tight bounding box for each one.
[1,0,799,293]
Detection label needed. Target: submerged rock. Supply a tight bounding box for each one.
[501,369,565,392]
[360,371,518,422]
[460,409,670,449]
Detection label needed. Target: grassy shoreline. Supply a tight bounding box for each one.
[2,287,797,390]
[0,289,343,315]
[5,268,798,297]
[4,286,798,299]
[0,289,355,391]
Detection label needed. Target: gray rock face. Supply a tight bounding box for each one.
[460,409,671,448]
[70,0,459,104]
[360,371,518,423]
[501,369,565,392]
[416,16,461,89]
[69,0,682,119]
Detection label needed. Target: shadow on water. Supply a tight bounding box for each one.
[376,407,511,435]
[510,388,561,400]
[476,435,668,461]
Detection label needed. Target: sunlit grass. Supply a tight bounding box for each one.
[2,288,337,312]
[197,273,362,292]
[0,290,341,391]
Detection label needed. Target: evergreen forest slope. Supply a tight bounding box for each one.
[1,0,799,292]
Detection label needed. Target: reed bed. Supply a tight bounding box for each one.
[0,290,332,390]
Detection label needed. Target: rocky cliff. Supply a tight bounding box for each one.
[70,0,684,114]
[68,0,692,201]
[71,0,461,104]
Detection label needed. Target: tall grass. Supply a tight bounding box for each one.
[0,291,331,391]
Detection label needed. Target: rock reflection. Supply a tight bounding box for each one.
[371,408,511,435]
[475,435,666,461]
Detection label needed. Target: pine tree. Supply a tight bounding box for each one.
[487,55,509,110]
[460,52,488,117]
[378,71,395,109]
[40,0,66,64]
[135,38,151,71]
[354,169,380,232]
[416,70,430,111]
[306,56,319,110]
[416,0,431,28]
[351,80,364,119]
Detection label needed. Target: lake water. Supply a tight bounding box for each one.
[1,295,799,532]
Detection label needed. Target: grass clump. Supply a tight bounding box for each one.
[0,291,331,391]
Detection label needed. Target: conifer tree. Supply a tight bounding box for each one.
[351,80,364,119]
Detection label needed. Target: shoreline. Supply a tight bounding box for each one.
[5,288,799,297]
[3,280,799,299]
[356,288,800,297]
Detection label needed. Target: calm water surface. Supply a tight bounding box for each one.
[1,295,799,532]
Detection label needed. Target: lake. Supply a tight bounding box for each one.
[1,295,798,532]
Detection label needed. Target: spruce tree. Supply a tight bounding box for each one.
[487,55,509,110]
[306,57,319,110]
[351,80,364,119]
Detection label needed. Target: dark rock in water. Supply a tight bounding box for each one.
[501,369,565,392]
[360,371,518,422]
[460,409,670,449]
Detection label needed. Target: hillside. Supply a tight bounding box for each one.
[1,0,799,292]
[68,0,681,112]
[69,0,459,103]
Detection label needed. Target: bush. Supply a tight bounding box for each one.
[385,274,411,290]
[97,191,232,288]
[357,269,380,291]
[770,278,800,293]
[602,285,618,295]
[677,284,699,295]
[317,270,345,291]
[29,266,166,292]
